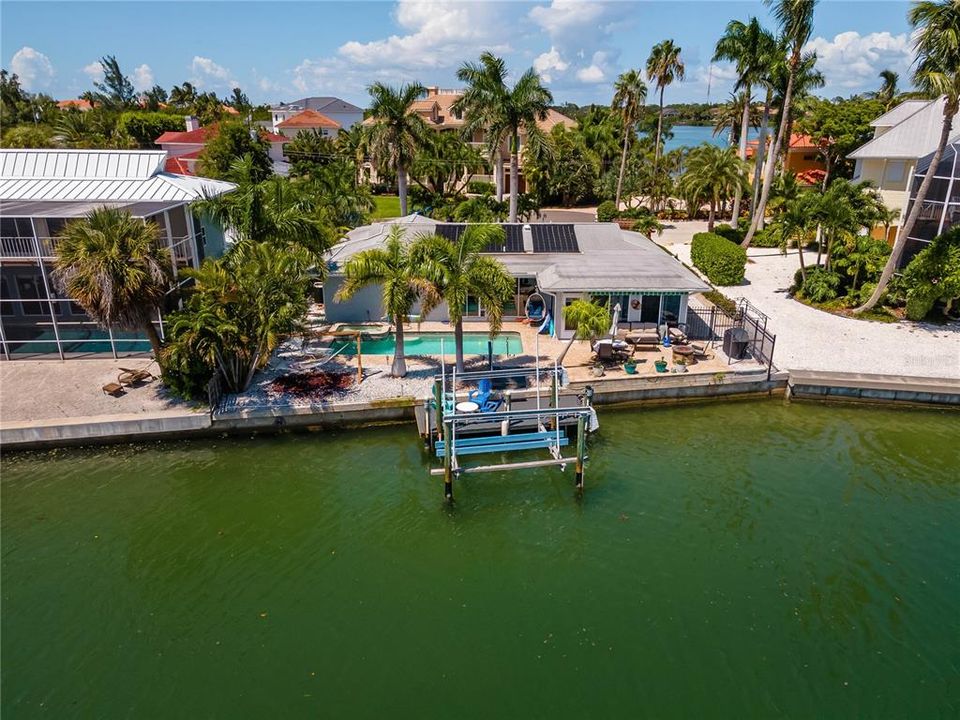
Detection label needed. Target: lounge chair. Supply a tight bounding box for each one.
[594,340,629,364]
[118,367,154,387]
[468,378,493,406]
[480,395,503,413]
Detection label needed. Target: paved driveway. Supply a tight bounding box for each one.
[653,224,960,379]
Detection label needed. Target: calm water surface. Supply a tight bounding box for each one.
[3,401,958,718]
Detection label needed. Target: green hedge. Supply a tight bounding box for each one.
[712,224,744,244]
[596,200,618,223]
[750,227,782,248]
[691,232,747,286]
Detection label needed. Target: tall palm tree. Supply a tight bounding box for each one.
[713,17,776,226]
[646,39,685,173]
[874,69,901,109]
[611,69,648,207]
[366,82,428,217]
[743,0,817,248]
[412,224,515,371]
[772,52,825,177]
[453,53,553,222]
[678,145,748,231]
[336,226,429,378]
[773,192,818,283]
[52,207,171,359]
[859,0,960,312]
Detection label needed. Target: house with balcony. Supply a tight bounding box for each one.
[325,217,709,338]
[746,133,826,185]
[364,86,576,192]
[849,97,960,242]
[0,149,234,359]
[155,117,290,175]
[269,97,363,133]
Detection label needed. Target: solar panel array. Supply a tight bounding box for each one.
[531,224,579,253]
[434,223,525,253]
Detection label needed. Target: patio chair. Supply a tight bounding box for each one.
[468,378,493,406]
[117,367,155,387]
[594,340,629,364]
[101,382,124,397]
[690,342,713,360]
[480,395,503,413]
[667,325,688,344]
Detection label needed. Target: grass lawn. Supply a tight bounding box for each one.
[371,195,402,220]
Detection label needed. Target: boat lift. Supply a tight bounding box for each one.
[422,358,597,502]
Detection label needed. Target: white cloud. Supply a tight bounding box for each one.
[804,31,914,90]
[190,56,239,90]
[533,47,568,84]
[10,47,54,90]
[82,60,103,82]
[529,0,606,36]
[526,1,628,87]
[133,63,154,91]
[338,0,509,69]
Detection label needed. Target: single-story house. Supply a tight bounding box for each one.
[324,217,710,339]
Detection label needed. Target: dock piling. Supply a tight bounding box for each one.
[575,414,586,490]
[442,418,453,501]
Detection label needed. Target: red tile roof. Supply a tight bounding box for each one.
[164,152,200,175]
[156,124,289,145]
[57,99,93,111]
[277,109,340,129]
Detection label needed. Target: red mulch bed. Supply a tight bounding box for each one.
[270,371,354,400]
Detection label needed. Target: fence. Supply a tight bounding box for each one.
[685,298,777,378]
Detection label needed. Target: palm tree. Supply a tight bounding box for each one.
[194,155,332,260]
[336,226,428,378]
[366,82,428,217]
[859,0,960,312]
[772,52,825,177]
[555,299,612,367]
[743,0,817,248]
[452,53,553,222]
[714,17,776,226]
[630,214,666,240]
[52,207,171,360]
[611,69,648,207]
[646,39,685,173]
[874,69,901,109]
[412,224,515,371]
[678,145,748,231]
[772,192,818,282]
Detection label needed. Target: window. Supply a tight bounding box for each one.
[16,275,47,316]
[0,217,32,239]
[885,160,906,184]
[0,277,13,316]
[662,295,682,325]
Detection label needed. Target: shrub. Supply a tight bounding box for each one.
[467,180,495,196]
[691,232,747,286]
[712,224,744,244]
[751,227,782,248]
[799,267,841,303]
[620,205,652,220]
[702,290,737,315]
[596,200,619,223]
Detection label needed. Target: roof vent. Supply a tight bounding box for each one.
[521,223,534,253]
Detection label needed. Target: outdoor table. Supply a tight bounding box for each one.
[456,401,480,413]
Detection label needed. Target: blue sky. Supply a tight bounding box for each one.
[3,1,917,107]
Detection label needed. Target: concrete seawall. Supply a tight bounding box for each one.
[3,369,956,451]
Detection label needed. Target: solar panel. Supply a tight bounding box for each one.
[487,224,524,253]
[531,224,579,253]
[434,224,465,242]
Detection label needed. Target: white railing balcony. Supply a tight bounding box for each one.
[0,236,63,259]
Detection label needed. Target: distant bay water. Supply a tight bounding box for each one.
[660,124,762,153]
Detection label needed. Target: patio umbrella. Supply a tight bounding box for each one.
[609,303,621,339]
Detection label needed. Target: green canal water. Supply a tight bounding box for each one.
[2,401,959,718]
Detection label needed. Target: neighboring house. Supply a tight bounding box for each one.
[324,217,709,339]
[275,109,341,139]
[364,86,577,192]
[56,99,93,112]
[269,97,363,133]
[155,116,290,175]
[0,149,235,359]
[746,133,825,184]
[849,97,960,240]
[896,140,960,268]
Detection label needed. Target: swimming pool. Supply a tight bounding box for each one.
[330,331,522,356]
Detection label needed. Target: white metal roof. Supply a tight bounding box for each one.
[869,100,928,128]
[0,149,235,203]
[850,97,960,160]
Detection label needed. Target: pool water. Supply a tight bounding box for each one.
[2,401,959,717]
[330,330,522,356]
